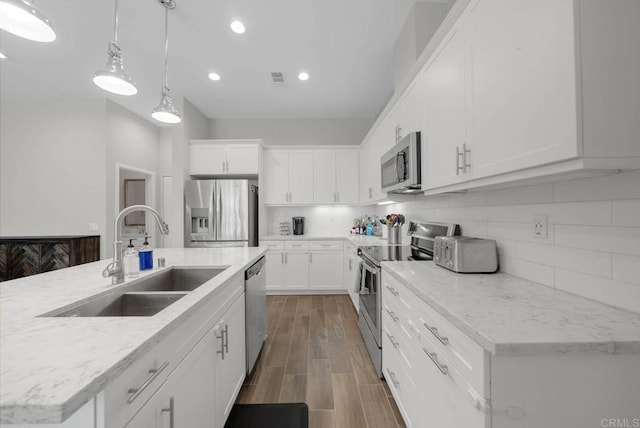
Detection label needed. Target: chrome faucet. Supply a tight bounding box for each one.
[102,205,170,285]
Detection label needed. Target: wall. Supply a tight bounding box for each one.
[209,118,373,146]
[105,100,161,255]
[377,170,640,313]
[0,98,108,255]
[265,206,375,236]
[394,2,448,92]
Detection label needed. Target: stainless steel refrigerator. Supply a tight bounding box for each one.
[185,179,258,247]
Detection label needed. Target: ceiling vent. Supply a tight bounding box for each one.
[270,72,285,86]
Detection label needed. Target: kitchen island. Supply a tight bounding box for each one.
[380,261,640,427]
[0,247,267,426]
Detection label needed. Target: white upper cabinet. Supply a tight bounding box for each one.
[467,0,579,179]
[314,150,359,205]
[263,149,314,205]
[422,23,469,190]
[189,140,260,176]
[400,79,424,136]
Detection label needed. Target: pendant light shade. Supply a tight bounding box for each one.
[93,0,137,96]
[151,86,181,124]
[93,42,137,96]
[0,0,56,42]
[151,0,181,124]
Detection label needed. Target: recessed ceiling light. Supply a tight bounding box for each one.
[0,52,6,59]
[208,72,221,81]
[230,21,245,34]
[298,72,310,81]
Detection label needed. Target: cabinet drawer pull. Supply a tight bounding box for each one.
[223,324,229,354]
[423,323,449,346]
[127,361,170,404]
[386,369,400,388]
[423,348,448,375]
[463,143,471,172]
[162,396,175,428]
[385,286,399,297]
[216,327,225,360]
[456,146,464,175]
[385,331,399,348]
[385,308,399,322]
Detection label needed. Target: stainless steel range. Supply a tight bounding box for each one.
[357,220,459,377]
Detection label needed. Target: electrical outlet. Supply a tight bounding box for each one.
[533,215,548,239]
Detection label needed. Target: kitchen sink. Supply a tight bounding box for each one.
[42,267,226,317]
[127,267,226,292]
[46,292,188,317]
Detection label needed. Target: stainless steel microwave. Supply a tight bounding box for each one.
[380,131,421,193]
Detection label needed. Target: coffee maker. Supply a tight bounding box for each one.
[292,217,305,235]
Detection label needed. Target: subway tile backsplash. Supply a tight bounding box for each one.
[378,170,640,314]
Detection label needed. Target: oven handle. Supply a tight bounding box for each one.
[358,257,379,295]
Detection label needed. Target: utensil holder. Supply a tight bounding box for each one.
[388,225,402,244]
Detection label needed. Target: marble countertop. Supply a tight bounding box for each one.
[382,261,640,356]
[0,247,267,424]
[261,234,394,246]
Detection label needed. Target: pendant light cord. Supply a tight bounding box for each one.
[113,0,119,44]
[163,6,169,88]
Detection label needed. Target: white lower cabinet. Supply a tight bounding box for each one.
[263,239,345,293]
[343,242,360,311]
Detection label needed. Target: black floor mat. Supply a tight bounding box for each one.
[224,403,309,428]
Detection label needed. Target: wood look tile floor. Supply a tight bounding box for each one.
[236,295,406,428]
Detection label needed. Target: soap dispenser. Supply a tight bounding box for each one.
[139,236,153,271]
[123,239,140,278]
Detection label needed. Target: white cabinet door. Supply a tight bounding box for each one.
[313,150,337,204]
[335,150,359,204]
[190,145,226,175]
[359,140,373,202]
[309,251,343,289]
[263,150,289,204]
[126,330,217,428]
[284,252,309,289]
[400,79,424,135]
[215,295,246,428]
[345,253,360,311]
[369,129,386,201]
[265,251,285,290]
[422,24,468,190]
[288,151,314,205]
[226,144,259,174]
[468,0,578,179]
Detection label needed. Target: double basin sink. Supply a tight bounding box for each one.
[43,268,226,318]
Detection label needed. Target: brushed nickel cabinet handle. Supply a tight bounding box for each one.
[127,361,169,404]
[423,347,448,375]
[385,331,399,348]
[456,146,464,175]
[423,323,449,346]
[162,397,175,428]
[463,143,471,172]
[385,308,399,322]
[386,369,400,388]
[223,324,229,354]
[216,327,225,360]
[385,286,399,297]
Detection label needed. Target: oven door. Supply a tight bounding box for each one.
[359,257,381,345]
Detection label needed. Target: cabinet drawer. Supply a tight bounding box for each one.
[381,272,413,312]
[261,241,284,251]
[285,241,309,251]
[413,295,488,397]
[104,338,173,428]
[308,240,343,251]
[382,331,416,428]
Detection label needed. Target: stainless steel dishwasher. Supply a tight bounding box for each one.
[244,256,266,375]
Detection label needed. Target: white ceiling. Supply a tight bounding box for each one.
[0,0,442,121]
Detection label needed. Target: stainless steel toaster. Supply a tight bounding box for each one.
[433,236,498,273]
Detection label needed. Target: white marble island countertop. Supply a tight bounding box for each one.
[0,247,267,424]
[382,261,640,356]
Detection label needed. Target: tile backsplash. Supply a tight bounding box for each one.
[265,206,372,236]
[378,170,640,314]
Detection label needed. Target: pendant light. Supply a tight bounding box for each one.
[93,0,137,96]
[151,0,181,124]
[0,0,56,42]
